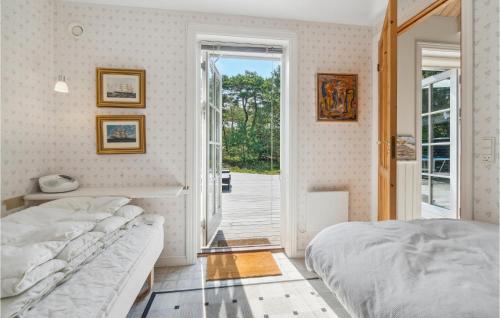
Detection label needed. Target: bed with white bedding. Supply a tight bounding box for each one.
[1,197,164,318]
[305,219,499,318]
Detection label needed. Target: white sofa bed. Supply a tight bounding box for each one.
[1,197,164,318]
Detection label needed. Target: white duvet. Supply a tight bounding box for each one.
[0,197,150,317]
[305,219,499,318]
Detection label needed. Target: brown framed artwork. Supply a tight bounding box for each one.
[96,115,146,154]
[317,73,358,121]
[96,68,146,108]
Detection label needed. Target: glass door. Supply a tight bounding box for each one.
[204,52,223,244]
[420,69,459,218]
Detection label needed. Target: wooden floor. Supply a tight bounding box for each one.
[212,172,281,246]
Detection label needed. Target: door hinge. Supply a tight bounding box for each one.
[201,61,206,71]
[201,219,206,230]
[377,64,381,72]
[458,107,462,120]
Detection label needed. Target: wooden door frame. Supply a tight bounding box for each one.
[377,0,398,221]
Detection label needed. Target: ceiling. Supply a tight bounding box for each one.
[63,0,388,26]
[433,0,461,18]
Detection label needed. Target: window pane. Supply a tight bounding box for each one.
[421,175,430,203]
[431,79,450,112]
[431,177,451,209]
[422,88,429,113]
[207,144,215,216]
[208,66,214,105]
[431,145,450,175]
[422,146,429,173]
[209,107,214,141]
[215,76,221,109]
[431,111,450,143]
[422,70,442,79]
[422,116,429,143]
[216,112,221,143]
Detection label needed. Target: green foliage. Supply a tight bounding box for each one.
[222,67,280,174]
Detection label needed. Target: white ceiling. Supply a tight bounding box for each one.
[64,0,388,26]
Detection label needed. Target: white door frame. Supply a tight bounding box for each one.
[185,24,299,264]
[459,0,474,220]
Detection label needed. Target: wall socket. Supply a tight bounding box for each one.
[479,137,496,163]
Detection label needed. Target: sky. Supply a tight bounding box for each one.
[215,57,280,78]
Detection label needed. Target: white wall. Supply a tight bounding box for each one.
[397,16,460,136]
[472,0,499,223]
[1,0,55,200]
[2,0,372,263]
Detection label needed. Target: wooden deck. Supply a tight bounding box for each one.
[212,172,281,247]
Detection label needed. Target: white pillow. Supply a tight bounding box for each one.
[40,197,130,214]
[114,205,144,221]
[93,216,128,234]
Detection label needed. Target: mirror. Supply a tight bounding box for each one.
[397,0,461,220]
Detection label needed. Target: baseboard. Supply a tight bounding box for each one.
[155,256,188,267]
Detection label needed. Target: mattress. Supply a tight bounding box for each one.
[23,221,163,318]
[305,219,499,318]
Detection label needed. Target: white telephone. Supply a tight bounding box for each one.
[39,175,79,193]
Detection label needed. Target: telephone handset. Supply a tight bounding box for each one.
[39,174,80,193]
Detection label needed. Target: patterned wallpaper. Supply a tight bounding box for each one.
[472,0,499,223]
[1,0,55,199]
[50,2,374,257]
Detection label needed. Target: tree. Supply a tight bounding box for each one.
[221,67,281,174]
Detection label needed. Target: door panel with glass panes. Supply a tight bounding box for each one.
[420,69,459,219]
[203,52,223,245]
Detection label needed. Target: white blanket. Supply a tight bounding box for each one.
[24,220,164,318]
[305,219,499,318]
[1,198,145,317]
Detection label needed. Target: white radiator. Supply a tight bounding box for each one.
[305,191,349,235]
[397,161,420,220]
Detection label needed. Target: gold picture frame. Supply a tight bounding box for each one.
[96,68,146,108]
[96,115,146,154]
[317,73,358,121]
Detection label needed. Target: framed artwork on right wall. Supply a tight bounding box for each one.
[317,73,358,121]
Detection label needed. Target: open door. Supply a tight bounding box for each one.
[378,0,397,221]
[203,52,223,245]
[420,69,459,218]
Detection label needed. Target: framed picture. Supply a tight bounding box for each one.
[96,68,146,108]
[397,135,416,161]
[317,73,358,121]
[96,115,146,154]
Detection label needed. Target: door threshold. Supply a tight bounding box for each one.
[199,245,283,255]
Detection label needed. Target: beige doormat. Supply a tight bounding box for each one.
[206,251,282,281]
[212,238,271,247]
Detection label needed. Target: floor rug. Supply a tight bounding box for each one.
[206,251,282,281]
[211,238,272,247]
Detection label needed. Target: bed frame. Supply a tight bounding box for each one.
[103,223,163,318]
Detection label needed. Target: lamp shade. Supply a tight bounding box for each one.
[54,75,69,93]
